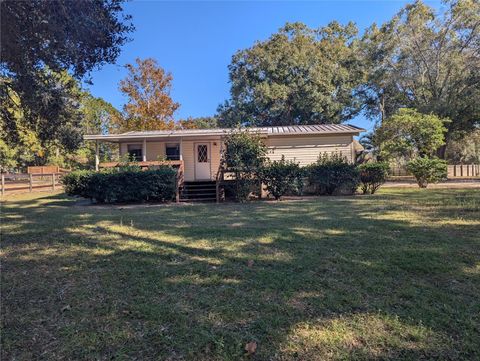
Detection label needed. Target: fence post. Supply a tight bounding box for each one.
[52,173,56,191]
[29,174,33,192]
[1,174,4,196]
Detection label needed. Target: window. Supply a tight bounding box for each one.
[127,144,142,161]
[165,143,180,160]
[197,144,208,162]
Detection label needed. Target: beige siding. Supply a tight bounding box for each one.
[266,134,355,165]
[146,142,164,161]
[182,141,195,181]
[119,134,356,181]
[210,141,222,180]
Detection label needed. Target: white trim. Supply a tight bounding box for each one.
[142,138,147,162]
[194,142,212,181]
[95,140,99,171]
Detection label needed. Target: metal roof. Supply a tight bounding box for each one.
[84,124,365,141]
[264,124,364,134]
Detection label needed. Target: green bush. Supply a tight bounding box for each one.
[307,153,360,195]
[358,162,389,194]
[62,167,177,203]
[61,170,93,198]
[260,156,303,200]
[406,157,447,188]
[222,130,267,202]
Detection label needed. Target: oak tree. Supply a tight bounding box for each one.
[218,22,365,127]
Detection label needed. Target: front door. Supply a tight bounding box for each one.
[194,143,211,180]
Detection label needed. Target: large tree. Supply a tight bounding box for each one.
[115,58,180,131]
[0,71,84,168]
[360,0,480,156]
[0,73,120,170]
[0,0,133,166]
[218,22,365,127]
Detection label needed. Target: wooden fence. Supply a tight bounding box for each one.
[447,164,480,178]
[1,173,64,196]
[389,163,480,179]
[27,166,70,174]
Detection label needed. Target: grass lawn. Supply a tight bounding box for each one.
[1,188,479,360]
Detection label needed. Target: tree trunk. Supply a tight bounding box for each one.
[436,144,447,159]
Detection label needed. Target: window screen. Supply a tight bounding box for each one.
[165,144,180,160]
[127,144,142,161]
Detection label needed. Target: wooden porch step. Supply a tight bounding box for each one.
[182,192,216,197]
[180,180,217,202]
[179,197,216,202]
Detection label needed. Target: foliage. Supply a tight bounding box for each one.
[0,138,17,172]
[358,162,389,194]
[176,116,219,129]
[115,58,180,131]
[0,0,132,166]
[376,108,448,160]
[1,71,84,167]
[307,153,360,195]
[445,130,480,164]
[0,75,120,170]
[222,130,267,201]
[1,0,133,80]
[359,0,480,155]
[218,22,365,127]
[61,170,93,198]
[78,94,121,168]
[260,156,303,200]
[62,167,177,203]
[407,157,448,188]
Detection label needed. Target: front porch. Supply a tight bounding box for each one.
[92,136,223,183]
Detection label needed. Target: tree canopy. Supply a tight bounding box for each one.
[115,58,180,131]
[177,116,219,129]
[360,0,480,155]
[218,22,365,127]
[0,0,133,167]
[376,108,448,160]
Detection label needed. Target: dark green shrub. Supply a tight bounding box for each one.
[406,157,447,188]
[307,153,360,195]
[62,170,93,198]
[222,130,267,202]
[62,166,177,203]
[260,156,303,200]
[358,162,389,194]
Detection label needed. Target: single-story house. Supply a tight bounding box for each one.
[84,124,365,183]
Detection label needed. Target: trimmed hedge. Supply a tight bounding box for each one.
[307,153,360,195]
[62,167,177,203]
[358,162,389,194]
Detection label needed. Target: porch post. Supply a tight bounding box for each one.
[179,137,183,161]
[142,138,147,162]
[95,140,99,171]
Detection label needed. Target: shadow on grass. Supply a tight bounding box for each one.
[1,189,479,360]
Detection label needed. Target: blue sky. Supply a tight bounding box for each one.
[86,0,441,132]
